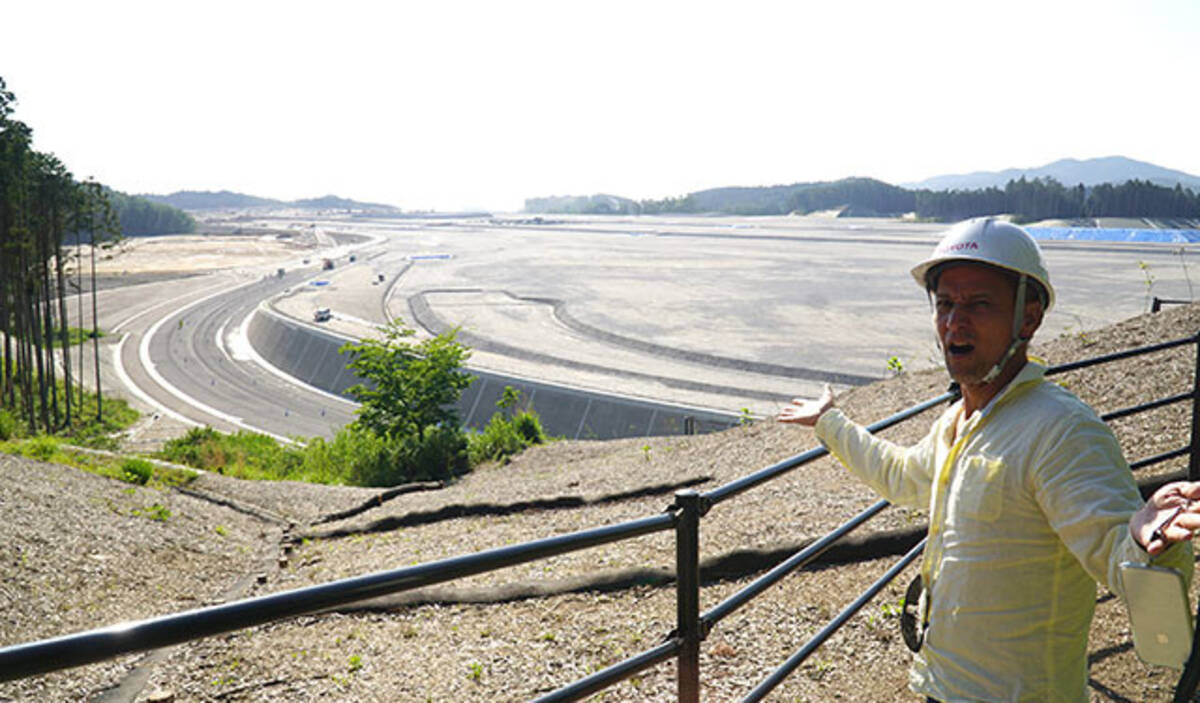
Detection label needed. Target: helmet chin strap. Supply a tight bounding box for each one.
[981,275,1029,384]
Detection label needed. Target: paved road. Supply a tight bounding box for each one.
[144,271,358,439]
[79,262,358,443]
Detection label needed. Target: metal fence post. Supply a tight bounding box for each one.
[1189,331,1200,482]
[1173,332,1200,703]
[675,490,703,703]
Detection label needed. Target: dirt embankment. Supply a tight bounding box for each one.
[3,303,1200,702]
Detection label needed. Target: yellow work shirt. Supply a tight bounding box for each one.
[815,361,1193,702]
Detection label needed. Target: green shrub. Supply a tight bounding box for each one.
[0,409,16,441]
[160,426,220,469]
[469,414,525,465]
[158,422,471,488]
[21,435,60,462]
[345,426,469,487]
[307,425,392,487]
[121,457,154,485]
[409,425,469,481]
[513,411,546,444]
[468,410,546,465]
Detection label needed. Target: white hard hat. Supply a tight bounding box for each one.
[910,217,1054,311]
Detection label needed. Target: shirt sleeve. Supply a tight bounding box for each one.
[1030,411,1194,597]
[814,408,938,512]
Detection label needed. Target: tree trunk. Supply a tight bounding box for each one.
[55,197,72,427]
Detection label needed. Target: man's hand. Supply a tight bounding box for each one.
[1130,482,1200,555]
[777,384,835,427]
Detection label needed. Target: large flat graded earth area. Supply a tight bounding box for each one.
[116,214,1200,416]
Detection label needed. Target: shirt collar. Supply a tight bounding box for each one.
[977,359,1046,418]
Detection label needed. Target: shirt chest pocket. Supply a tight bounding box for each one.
[948,456,1006,522]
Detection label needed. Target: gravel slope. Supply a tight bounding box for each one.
[3,303,1200,702]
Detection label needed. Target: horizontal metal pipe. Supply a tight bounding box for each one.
[531,639,681,703]
[0,512,676,682]
[706,392,956,507]
[861,391,959,434]
[740,539,926,703]
[1047,334,1196,377]
[1132,445,1191,471]
[702,500,891,628]
[1102,392,1194,422]
[704,446,828,506]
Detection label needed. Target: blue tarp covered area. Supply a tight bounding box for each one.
[1027,227,1200,244]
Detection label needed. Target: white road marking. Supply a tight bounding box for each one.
[107,231,387,440]
[137,281,293,443]
[112,333,200,427]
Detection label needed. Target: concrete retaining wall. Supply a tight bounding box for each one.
[247,308,740,439]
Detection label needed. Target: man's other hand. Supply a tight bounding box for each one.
[777,384,835,427]
[1130,482,1200,555]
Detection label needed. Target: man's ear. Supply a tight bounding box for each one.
[1020,301,1044,339]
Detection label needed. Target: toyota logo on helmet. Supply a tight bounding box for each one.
[911,217,1055,311]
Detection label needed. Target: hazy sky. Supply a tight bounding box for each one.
[3,1,1198,212]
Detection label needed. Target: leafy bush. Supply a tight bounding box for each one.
[469,413,526,465]
[302,425,391,486]
[469,409,547,465]
[513,411,546,445]
[121,457,154,485]
[0,409,15,441]
[21,435,61,462]
[406,425,469,481]
[160,426,222,469]
[340,426,468,487]
[340,321,472,439]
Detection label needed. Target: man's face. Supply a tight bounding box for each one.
[934,263,1021,386]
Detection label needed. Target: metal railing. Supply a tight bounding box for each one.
[1153,296,1192,313]
[3,331,1199,701]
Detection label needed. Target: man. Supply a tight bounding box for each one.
[779,217,1200,702]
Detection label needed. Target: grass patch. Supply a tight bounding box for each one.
[159,426,308,481]
[130,503,172,522]
[4,378,549,489]
[0,379,139,450]
[158,424,473,487]
[48,327,107,348]
[0,434,197,489]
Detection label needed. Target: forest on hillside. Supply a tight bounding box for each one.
[0,76,194,436]
[2,76,110,433]
[526,176,1200,223]
[106,189,195,236]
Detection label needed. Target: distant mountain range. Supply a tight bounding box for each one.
[903,156,1200,192]
[524,156,1200,221]
[138,190,401,212]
